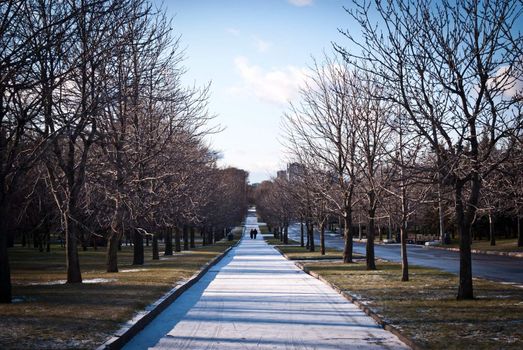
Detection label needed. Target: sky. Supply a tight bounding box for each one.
[159,0,353,183]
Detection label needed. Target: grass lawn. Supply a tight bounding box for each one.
[300,261,523,349]
[258,224,269,234]
[263,234,364,260]
[437,238,523,253]
[0,231,241,350]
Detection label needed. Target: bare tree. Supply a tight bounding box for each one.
[282,55,361,262]
[0,0,75,302]
[338,0,523,299]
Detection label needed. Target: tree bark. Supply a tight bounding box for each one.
[489,212,496,246]
[283,225,288,244]
[190,227,195,248]
[183,225,189,250]
[307,221,315,252]
[400,221,409,281]
[438,184,446,243]
[106,233,119,272]
[343,211,353,263]
[366,191,377,270]
[305,224,310,249]
[65,211,82,283]
[517,216,522,247]
[456,183,473,300]
[0,207,11,302]
[320,221,325,255]
[300,220,304,247]
[132,229,144,265]
[152,235,159,260]
[201,226,207,246]
[174,226,181,252]
[164,228,173,255]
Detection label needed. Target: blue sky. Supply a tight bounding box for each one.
[160,0,352,183]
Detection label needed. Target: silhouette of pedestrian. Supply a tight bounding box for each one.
[253,229,258,239]
[250,229,254,239]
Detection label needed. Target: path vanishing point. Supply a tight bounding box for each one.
[123,209,409,349]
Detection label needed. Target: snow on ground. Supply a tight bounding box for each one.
[27,278,117,286]
[120,269,149,273]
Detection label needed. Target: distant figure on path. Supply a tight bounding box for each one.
[253,229,258,239]
[250,229,254,239]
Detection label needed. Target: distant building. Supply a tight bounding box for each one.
[287,162,305,182]
[276,170,287,180]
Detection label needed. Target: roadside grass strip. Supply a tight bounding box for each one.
[263,235,364,260]
[272,242,522,349]
[435,238,523,253]
[0,233,241,350]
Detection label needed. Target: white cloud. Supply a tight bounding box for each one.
[288,0,313,6]
[226,27,240,36]
[254,37,272,53]
[229,56,309,105]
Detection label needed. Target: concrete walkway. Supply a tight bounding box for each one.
[123,215,408,349]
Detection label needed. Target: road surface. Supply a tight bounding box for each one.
[288,223,523,285]
[123,212,408,350]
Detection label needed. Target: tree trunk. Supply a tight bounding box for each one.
[320,222,325,255]
[366,192,377,270]
[190,227,195,248]
[283,225,288,244]
[0,211,12,303]
[438,184,446,242]
[183,225,189,250]
[46,228,51,253]
[132,229,144,265]
[489,212,496,246]
[400,219,409,281]
[201,226,207,246]
[174,227,181,252]
[305,224,310,249]
[517,216,522,247]
[456,183,473,300]
[300,220,304,247]
[164,228,173,255]
[106,233,119,272]
[38,231,44,252]
[307,221,315,252]
[152,235,159,260]
[343,212,353,263]
[65,212,82,283]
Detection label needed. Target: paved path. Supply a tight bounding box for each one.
[288,224,523,285]
[123,213,408,349]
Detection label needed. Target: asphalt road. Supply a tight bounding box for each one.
[288,223,523,285]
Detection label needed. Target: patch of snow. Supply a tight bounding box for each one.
[120,268,148,273]
[29,280,66,285]
[83,278,117,284]
[28,278,116,286]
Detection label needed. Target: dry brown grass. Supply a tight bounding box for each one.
[437,238,523,253]
[265,236,364,260]
[1,235,240,350]
[301,261,523,349]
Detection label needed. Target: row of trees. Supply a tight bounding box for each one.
[260,0,522,300]
[0,0,248,304]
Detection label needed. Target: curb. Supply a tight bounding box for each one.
[294,262,421,350]
[425,245,523,258]
[96,239,241,350]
